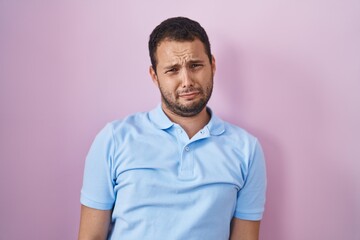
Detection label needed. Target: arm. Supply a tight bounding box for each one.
[229,218,260,240]
[231,140,266,239]
[78,205,112,240]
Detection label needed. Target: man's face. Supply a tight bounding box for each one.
[150,39,216,117]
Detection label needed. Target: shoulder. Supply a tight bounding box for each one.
[208,109,258,146]
[220,120,259,148]
[109,111,150,131]
[99,111,154,144]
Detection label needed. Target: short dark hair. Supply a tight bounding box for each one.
[148,16,212,73]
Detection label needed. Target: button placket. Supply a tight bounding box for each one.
[179,143,194,179]
[173,126,193,179]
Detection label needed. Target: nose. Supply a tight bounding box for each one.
[180,69,194,88]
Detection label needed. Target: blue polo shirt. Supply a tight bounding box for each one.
[81,105,266,240]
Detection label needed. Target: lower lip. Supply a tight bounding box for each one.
[179,92,199,99]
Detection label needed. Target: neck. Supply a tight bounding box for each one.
[162,104,210,139]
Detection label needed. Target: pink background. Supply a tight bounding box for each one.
[1,1,359,239]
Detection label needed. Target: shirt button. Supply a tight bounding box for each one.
[185,146,190,152]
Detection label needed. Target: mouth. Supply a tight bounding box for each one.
[178,91,200,100]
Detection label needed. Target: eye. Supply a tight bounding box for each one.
[190,63,202,69]
[165,68,178,74]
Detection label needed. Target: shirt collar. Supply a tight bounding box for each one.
[205,107,225,136]
[149,104,225,136]
[148,104,174,130]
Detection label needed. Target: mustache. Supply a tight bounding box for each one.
[177,87,203,95]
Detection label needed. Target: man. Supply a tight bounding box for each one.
[78,17,266,240]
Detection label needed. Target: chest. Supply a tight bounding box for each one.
[112,132,245,195]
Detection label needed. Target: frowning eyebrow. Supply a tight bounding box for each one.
[163,63,181,71]
[163,59,206,70]
[187,59,206,65]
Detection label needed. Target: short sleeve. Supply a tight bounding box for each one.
[234,139,267,220]
[80,123,116,210]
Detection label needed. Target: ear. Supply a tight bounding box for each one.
[149,66,159,87]
[211,55,216,75]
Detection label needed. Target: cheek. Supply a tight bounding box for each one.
[197,72,213,86]
[161,79,180,91]
[159,81,178,96]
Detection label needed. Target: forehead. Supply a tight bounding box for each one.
[155,39,208,65]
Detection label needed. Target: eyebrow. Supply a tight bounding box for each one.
[188,59,205,65]
[163,63,181,70]
[163,59,206,70]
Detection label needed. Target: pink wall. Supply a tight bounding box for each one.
[1,1,359,239]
